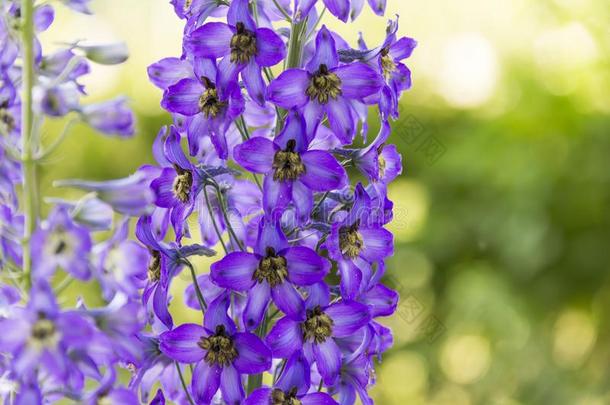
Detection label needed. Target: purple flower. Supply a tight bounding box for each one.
[267,26,383,143]
[265,283,370,385]
[61,0,93,15]
[160,293,271,404]
[184,0,286,106]
[31,206,92,281]
[325,184,393,298]
[352,120,402,183]
[81,97,135,137]
[211,220,330,330]
[234,110,347,219]
[83,369,139,404]
[136,215,215,328]
[0,282,94,381]
[245,352,338,404]
[160,60,244,159]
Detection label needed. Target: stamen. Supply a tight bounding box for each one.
[271,387,302,405]
[31,316,58,347]
[147,250,161,282]
[172,166,193,203]
[197,325,238,367]
[230,22,257,64]
[339,220,364,259]
[306,64,342,104]
[272,140,306,182]
[301,306,334,343]
[380,48,397,79]
[198,78,226,118]
[253,247,288,287]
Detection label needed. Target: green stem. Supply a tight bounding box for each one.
[175,362,196,405]
[21,0,37,291]
[182,259,207,315]
[213,184,245,251]
[286,18,307,69]
[203,185,228,254]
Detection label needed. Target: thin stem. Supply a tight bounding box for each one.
[213,184,245,251]
[21,0,37,291]
[175,362,196,405]
[305,7,327,42]
[37,119,76,160]
[182,259,207,314]
[203,184,228,254]
[54,274,74,296]
[285,18,307,69]
[273,359,287,384]
[271,0,292,22]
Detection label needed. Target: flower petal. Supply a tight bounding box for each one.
[204,292,237,335]
[234,137,276,174]
[147,57,193,89]
[159,324,206,363]
[233,332,272,374]
[210,252,258,291]
[220,364,245,405]
[245,388,272,405]
[313,338,342,385]
[185,22,233,58]
[325,96,355,144]
[192,361,221,404]
[306,26,339,71]
[359,227,393,262]
[267,69,310,109]
[291,180,313,221]
[242,61,267,106]
[276,352,311,395]
[364,283,398,317]
[255,27,286,67]
[334,63,383,100]
[161,78,203,116]
[390,37,417,61]
[262,175,292,218]
[265,317,303,358]
[274,109,308,153]
[243,282,271,331]
[322,0,350,22]
[272,282,305,320]
[285,247,329,286]
[300,150,347,191]
[301,392,339,405]
[326,300,370,337]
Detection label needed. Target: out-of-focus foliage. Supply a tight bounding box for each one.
[41,0,610,404]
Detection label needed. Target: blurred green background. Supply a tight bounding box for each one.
[40,0,610,404]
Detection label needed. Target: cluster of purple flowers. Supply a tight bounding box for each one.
[0,0,415,403]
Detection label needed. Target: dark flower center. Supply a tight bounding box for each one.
[271,387,301,405]
[306,64,342,104]
[31,316,58,346]
[147,250,161,282]
[301,306,334,343]
[172,166,193,203]
[198,325,238,367]
[339,220,364,259]
[230,22,257,64]
[272,139,305,182]
[380,48,397,79]
[46,227,72,256]
[377,145,386,177]
[199,77,226,118]
[253,247,288,287]
[0,106,15,133]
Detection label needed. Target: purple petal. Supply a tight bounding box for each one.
[272,282,305,320]
[255,27,286,66]
[185,22,233,58]
[325,96,355,144]
[359,227,393,262]
[34,5,54,32]
[306,26,339,71]
[210,252,258,291]
[304,283,330,309]
[262,176,292,218]
[301,392,339,405]
[265,317,303,358]
[243,282,271,331]
[233,332,272,373]
[291,180,313,221]
[159,324,206,363]
[192,361,222,404]
[151,168,177,208]
[227,0,256,30]
[204,292,237,335]
[390,37,417,61]
[164,126,193,169]
[267,69,310,109]
[256,219,289,255]
[242,61,267,106]
[161,78,203,116]
[334,63,383,99]
[364,283,398,317]
[366,0,386,15]
[313,338,341,385]
[326,300,370,337]
[338,260,362,300]
[322,0,350,21]
[216,55,242,93]
[285,247,329,286]
[300,150,347,191]
[148,57,193,89]
[153,284,174,329]
[234,137,276,173]
[220,364,245,405]
[276,352,310,395]
[274,109,308,153]
[245,388,272,405]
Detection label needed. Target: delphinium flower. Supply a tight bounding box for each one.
[135,0,417,403]
[0,0,156,403]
